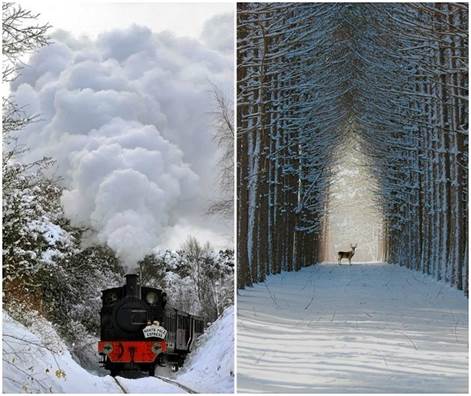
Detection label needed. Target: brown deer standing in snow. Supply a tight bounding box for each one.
[338,244,357,265]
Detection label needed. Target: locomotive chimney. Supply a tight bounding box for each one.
[125,274,141,298]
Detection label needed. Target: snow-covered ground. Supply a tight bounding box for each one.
[177,305,234,393]
[3,307,234,393]
[237,262,468,393]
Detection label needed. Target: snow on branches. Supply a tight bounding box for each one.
[237,3,468,293]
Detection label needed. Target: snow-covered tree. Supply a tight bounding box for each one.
[138,243,233,322]
[208,84,235,219]
[237,3,468,294]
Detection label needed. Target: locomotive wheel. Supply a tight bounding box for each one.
[148,364,156,376]
[110,367,120,377]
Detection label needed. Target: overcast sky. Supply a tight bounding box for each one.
[12,1,234,262]
[19,1,234,40]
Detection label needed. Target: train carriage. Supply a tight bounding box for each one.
[163,308,204,369]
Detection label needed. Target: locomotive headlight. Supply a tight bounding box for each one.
[152,342,162,354]
[103,343,113,354]
[146,291,158,305]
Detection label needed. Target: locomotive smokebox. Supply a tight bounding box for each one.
[125,273,141,299]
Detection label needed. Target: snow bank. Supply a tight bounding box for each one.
[2,313,184,393]
[177,305,234,393]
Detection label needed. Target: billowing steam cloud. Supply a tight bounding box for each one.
[11,16,233,268]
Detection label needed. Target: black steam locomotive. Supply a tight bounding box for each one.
[98,274,204,376]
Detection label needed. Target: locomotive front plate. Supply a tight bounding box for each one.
[143,324,168,339]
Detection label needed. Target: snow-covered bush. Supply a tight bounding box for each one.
[42,246,124,338]
[2,160,76,313]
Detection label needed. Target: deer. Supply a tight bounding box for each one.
[338,244,357,265]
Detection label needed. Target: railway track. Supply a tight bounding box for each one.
[112,375,197,394]
[112,377,128,394]
[156,375,198,394]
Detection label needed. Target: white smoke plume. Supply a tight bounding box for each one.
[10,16,233,269]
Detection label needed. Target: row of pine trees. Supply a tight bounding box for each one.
[237,3,468,293]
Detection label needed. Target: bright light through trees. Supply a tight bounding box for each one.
[322,134,383,263]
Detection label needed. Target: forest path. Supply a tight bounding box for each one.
[237,262,468,393]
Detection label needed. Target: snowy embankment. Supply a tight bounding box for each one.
[177,305,234,393]
[2,313,184,393]
[238,262,468,393]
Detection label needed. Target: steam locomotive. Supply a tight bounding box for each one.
[98,274,204,376]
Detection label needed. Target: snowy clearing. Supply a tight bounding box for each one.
[177,305,234,393]
[237,262,468,393]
